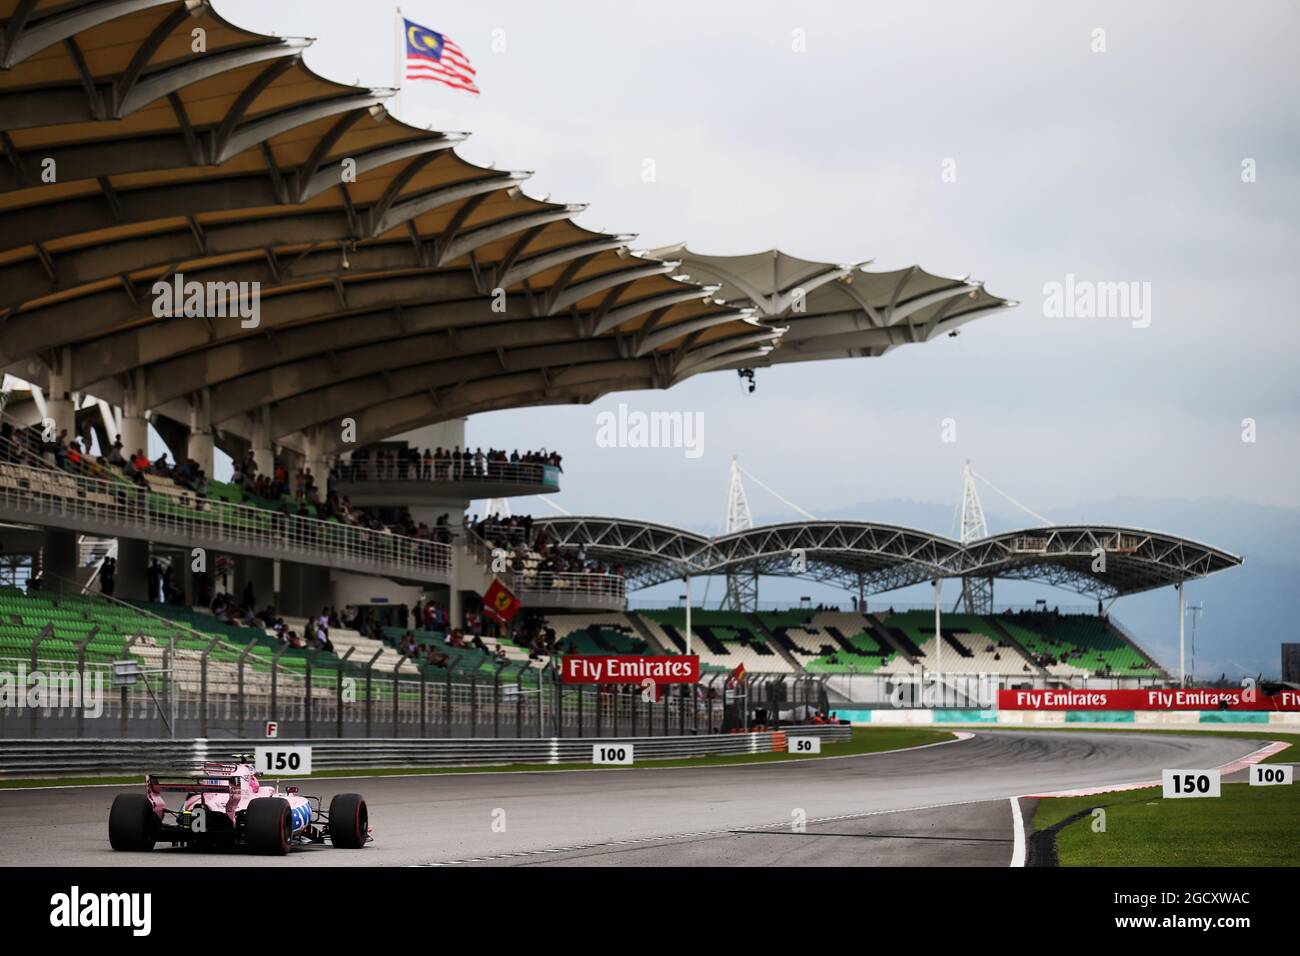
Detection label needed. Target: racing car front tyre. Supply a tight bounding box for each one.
[108,794,158,851]
[328,793,368,849]
[245,797,292,855]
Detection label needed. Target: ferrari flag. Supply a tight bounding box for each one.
[482,578,520,624]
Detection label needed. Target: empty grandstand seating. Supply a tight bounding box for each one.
[757,611,912,674]
[0,588,513,710]
[638,609,794,674]
[875,610,1037,676]
[545,614,650,655]
[377,624,538,677]
[993,611,1160,677]
[0,588,322,697]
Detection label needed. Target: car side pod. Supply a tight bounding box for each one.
[245,797,292,855]
[328,793,368,849]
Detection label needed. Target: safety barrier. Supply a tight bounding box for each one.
[0,724,851,778]
[840,708,1300,729]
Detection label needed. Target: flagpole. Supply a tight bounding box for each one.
[393,5,403,119]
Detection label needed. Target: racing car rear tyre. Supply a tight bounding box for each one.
[245,797,292,855]
[328,793,367,849]
[108,794,158,851]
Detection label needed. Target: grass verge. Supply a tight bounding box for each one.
[0,726,954,789]
[1030,782,1300,866]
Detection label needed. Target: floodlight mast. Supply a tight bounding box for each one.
[721,456,757,612]
[958,460,993,614]
[1184,600,1204,686]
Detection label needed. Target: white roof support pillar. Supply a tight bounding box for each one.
[119,366,149,458]
[1177,581,1186,687]
[250,405,274,477]
[44,346,76,439]
[187,387,214,476]
[302,425,329,490]
[94,398,120,447]
[933,577,944,706]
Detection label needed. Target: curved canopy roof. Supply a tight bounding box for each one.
[534,516,1242,599]
[0,0,1014,459]
[535,516,711,589]
[648,246,1015,367]
[0,0,776,454]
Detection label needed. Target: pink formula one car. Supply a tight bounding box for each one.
[108,754,370,855]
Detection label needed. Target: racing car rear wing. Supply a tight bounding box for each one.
[147,774,241,794]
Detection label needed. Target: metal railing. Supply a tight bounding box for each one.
[627,600,1109,614]
[509,571,626,609]
[0,576,757,743]
[0,725,853,778]
[334,459,560,488]
[0,458,452,582]
[0,638,735,741]
[0,633,1182,741]
[469,524,532,550]
[465,530,626,609]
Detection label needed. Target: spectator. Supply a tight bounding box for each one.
[146,558,165,602]
[99,556,116,597]
[53,429,69,468]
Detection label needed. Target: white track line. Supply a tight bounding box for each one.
[1007,740,1292,866]
[1008,797,1026,867]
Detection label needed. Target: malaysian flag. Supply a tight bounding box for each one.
[403,17,479,95]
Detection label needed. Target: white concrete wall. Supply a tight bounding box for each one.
[391,419,466,454]
[330,569,423,610]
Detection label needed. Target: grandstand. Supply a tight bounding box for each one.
[0,0,1244,742]
[640,609,795,674]
[544,614,652,656]
[877,611,1037,677]
[758,611,915,675]
[992,611,1161,678]
[612,607,1163,681]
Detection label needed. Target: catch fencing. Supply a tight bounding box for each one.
[0,639,828,741]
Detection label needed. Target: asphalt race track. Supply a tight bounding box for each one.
[0,730,1267,867]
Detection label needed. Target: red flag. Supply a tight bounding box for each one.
[730,662,746,683]
[481,578,520,624]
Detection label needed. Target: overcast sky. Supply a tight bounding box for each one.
[220,0,1300,532]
